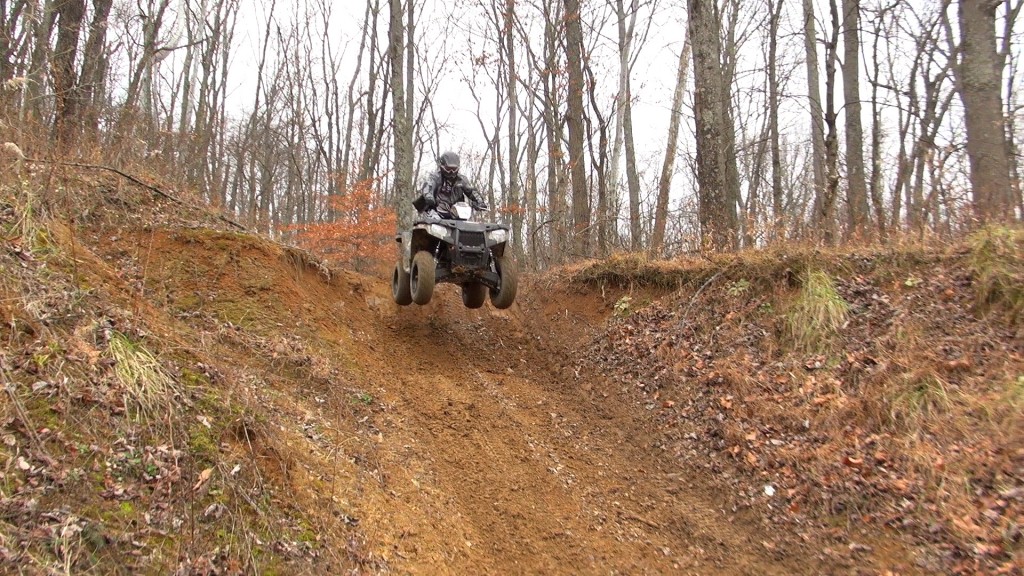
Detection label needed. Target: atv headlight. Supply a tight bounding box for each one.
[427,223,449,240]
[487,229,508,244]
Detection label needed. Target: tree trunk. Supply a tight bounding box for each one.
[51,0,85,145]
[623,88,642,251]
[957,0,1013,223]
[802,0,827,228]
[564,0,590,256]
[525,83,540,267]
[25,0,57,127]
[120,0,173,138]
[0,0,30,86]
[77,0,113,136]
[818,0,841,244]
[767,0,784,241]
[583,58,611,255]
[389,0,414,228]
[867,7,887,240]
[611,0,642,251]
[360,2,382,182]
[688,0,739,250]
[505,0,523,259]
[542,0,566,263]
[842,0,869,239]
[651,33,691,255]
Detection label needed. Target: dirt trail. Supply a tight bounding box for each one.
[346,282,827,575]
[78,227,906,574]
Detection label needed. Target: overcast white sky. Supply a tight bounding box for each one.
[222,0,692,174]
[204,0,1022,214]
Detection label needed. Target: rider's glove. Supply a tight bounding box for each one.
[422,194,437,210]
[473,201,489,211]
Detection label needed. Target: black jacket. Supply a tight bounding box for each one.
[413,171,484,215]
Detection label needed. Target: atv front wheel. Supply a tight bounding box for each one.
[462,282,487,309]
[489,254,518,309]
[392,260,412,305]
[410,251,435,305]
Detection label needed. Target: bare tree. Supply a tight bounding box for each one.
[866,0,889,239]
[688,0,739,250]
[802,0,827,232]
[51,0,85,145]
[611,0,643,251]
[389,0,415,227]
[121,0,175,124]
[504,0,524,258]
[564,0,591,256]
[77,0,114,137]
[842,0,870,238]
[0,0,30,86]
[956,0,1013,223]
[25,0,58,127]
[651,33,690,255]
[767,0,784,241]
[817,0,841,244]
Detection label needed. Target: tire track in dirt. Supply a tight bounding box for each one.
[362,291,824,575]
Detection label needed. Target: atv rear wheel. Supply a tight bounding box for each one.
[461,282,487,309]
[489,254,518,309]
[392,260,412,305]
[410,251,435,305]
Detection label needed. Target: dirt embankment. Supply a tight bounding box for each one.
[2,181,1020,575]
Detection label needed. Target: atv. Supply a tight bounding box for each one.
[392,201,518,309]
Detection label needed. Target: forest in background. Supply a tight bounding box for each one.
[1,0,1022,268]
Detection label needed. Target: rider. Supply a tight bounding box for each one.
[415,151,488,218]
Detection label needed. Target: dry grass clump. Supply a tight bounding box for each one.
[785,269,849,353]
[107,330,180,422]
[968,225,1024,324]
[887,367,954,431]
[569,252,696,289]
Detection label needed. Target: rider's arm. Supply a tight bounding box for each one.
[459,178,488,210]
[420,175,438,208]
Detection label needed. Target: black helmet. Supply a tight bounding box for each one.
[438,151,460,179]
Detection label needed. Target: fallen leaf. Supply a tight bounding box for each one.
[952,515,983,537]
[192,467,214,492]
[945,357,972,371]
[973,543,1003,556]
[891,478,910,494]
[842,456,864,469]
[848,542,873,554]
